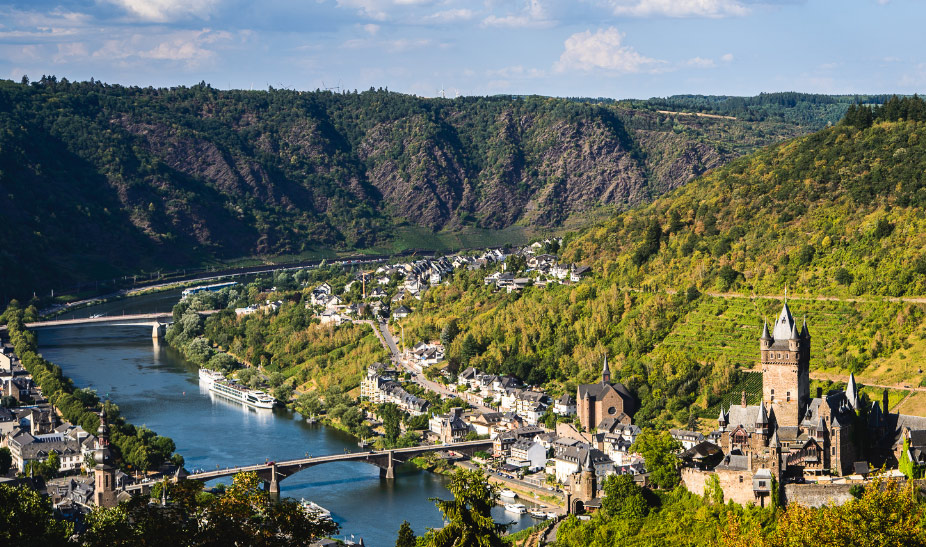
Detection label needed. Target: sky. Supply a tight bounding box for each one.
[1,0,924,99]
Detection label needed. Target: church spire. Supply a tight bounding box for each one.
[601,355,610,384]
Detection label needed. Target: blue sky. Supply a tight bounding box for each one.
[0,0,923,99]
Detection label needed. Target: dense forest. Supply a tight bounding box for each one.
[0,78,847,303]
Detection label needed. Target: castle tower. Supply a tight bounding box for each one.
[760,300,810,427]
[579,450,597,500]
[94,408,117,508]
[601,356,611,384]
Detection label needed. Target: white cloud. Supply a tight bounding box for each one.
[686,56,715,68]
[607,0,748,18]
[336,0,435,20]
[421,9,476,23]
[91,28,237,69]
[721,53,734,62]
[362,23,380,35]
[555,27,664,73]
[105,0,221,22]
[482,0,553,29]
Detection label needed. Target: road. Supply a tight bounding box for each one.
[368,320,496,413]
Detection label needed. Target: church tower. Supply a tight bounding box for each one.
[94,408,117,508]
[601,355,610,384]
[759,299,810,427]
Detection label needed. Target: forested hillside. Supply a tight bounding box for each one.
[0,78,839,302]
[396,97,926,427]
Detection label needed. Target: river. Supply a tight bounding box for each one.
[38,290,539,545]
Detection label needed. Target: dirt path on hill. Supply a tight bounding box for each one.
[635,286,926,304]
[809,371,926,394]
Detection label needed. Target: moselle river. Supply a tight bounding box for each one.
[37,294,538,545]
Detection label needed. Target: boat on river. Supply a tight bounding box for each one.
[499,489,517,500]
[300,499,332,521]
[198,368,276,409]
[529,510,548,519]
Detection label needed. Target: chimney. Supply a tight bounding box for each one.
[816,387,823,399]
[741,391,747,408]
[883,389,890,415]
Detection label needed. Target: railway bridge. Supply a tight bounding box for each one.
[184,439,495,494]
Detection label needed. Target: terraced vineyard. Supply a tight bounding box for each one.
[655,295,926,380]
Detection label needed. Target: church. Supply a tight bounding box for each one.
[576,357,636,432]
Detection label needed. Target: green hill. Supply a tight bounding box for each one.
[396,98,926,427]
[0,79,853,302]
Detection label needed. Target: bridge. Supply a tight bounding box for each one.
[0,312,176,339]
[184,439,495,494]
[1,311,220,338]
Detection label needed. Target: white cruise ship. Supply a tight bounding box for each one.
[198,368,276,409]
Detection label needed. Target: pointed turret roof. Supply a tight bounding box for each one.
[790,322,800,340]
[846,373,858,409]
[583,449,594,470]
[601,355,611,383]
[756,402,768,425]
[760,321,772,341]
[718,407,728,424]
[769,429,779,448]
[772,300,796,340]
[801,317,810,338]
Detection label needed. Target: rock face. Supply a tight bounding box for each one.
[0,82,808,299]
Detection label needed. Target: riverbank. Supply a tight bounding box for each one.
[455,461,565,512]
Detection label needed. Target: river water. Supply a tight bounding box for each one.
[38,290,538,545]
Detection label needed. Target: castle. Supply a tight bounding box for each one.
[680,299,926,506]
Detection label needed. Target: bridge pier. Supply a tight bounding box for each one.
[380,450,395,479]
[269,463,280,494]
[152,323,166,340]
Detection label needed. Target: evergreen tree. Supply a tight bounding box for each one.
[396,520,416,547]
[420,469,504,547]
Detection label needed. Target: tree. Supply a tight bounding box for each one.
[0,484,73,545]
[419,469,505,547]
[631,428,681,489]
[0,447,11,475]
[381,403,403,446]
[396,520,416,547]
[601,474,648,520]
[440,319,460,346]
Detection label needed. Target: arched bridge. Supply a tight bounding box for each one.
[184,439,495,494]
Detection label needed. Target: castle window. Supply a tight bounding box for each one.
[787,392,791,402]
[739,476,743,483]
[832,447,836,455]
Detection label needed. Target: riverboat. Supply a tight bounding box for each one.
[504,503,526,514]
[300,499,332,521]
[529,510,547,519]
[499,489,517,500]
[198,368,276,409]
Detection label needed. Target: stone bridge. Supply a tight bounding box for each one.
[184,439,494,494]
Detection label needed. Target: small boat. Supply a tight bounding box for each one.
[499,489,517,500]
[529,510,547,519]
[504,503,526,514]
[300,499,332,520]
[545,511,558,519]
